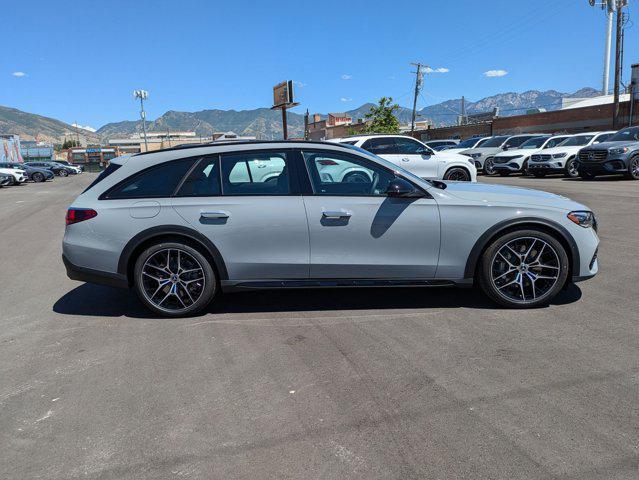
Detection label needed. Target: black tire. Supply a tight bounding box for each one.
[133,242,217,317]
[564,157,579,178]
[532,172,546,178]
[484,158,496,176]
[580,171,596,180]
[443,167,471,181]
[521,160,529,176]
[32,172,45,183]
[59,169,69,177]
[626,156,639,180]
[477,229,570,308]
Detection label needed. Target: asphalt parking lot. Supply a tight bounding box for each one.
[1,173,638,479]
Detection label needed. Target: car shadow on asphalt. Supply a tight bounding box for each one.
[52,282,583,319]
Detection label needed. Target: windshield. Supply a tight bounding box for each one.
[560,135,593,147]
[519,137,549,149]
[343,144,432,187]
[608,127,639,142]
[457,137,483,149]
[481,136,508,148]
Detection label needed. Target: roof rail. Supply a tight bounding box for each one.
[132,139,353,156]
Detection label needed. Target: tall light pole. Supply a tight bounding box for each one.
[589,0,615,95]
[410,63,425,134]
[133,89,149,151]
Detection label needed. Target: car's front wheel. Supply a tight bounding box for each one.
[59,169,68,177]
[484,158,496,175]
[478,230,569,308]
[627,156,639,180]
[32,172,45,182]
[133,242,217,317]
[443,167,471,181]
[565,158,579,178]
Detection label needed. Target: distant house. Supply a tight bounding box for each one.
[327,112,352,127]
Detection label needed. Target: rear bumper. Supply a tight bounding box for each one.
[62,254,129,289]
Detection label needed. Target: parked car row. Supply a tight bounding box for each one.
[433,126,639,180]
[0,160,83,188]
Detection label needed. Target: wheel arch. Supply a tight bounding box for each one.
[463,217,580,282]
[117,225,229,286]
[443,165,471,180]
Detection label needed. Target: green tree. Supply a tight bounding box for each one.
[362,97,400,134]
[61,139,79,149]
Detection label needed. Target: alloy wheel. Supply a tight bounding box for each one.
[566,159,578,178]
[490,236,560,304]
[140,248,206,313]
[631,157,639,179]
[484,158,495,175]
[444,168,470,181]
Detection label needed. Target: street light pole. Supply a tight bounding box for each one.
[133,90,149,151]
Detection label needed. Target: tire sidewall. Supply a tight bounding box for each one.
[33,172,44,182]
[628,156,639,180]
[565,158,579,178]
[478,229,570,308]
[133,242,217,317]
[59,170,68,177]
[444,167,470,182]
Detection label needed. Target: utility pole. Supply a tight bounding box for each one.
[603,1,614,94]
[612,0,626,129]
[410,62,425,134]
[460,96,467,125]
[133,90,149,151]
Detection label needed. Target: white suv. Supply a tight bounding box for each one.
[491,134,571,176]
[333,135,477,182]
[0,167,27,185]
[528,131,616,178]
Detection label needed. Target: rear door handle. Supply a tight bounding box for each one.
[322,209,352,219]
[201,211,229,219]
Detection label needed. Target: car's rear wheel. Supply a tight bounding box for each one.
[443,167,471,181]
[627,156,639,180]
[32,172,45,182]
[565,158,579,178]
[478,230,569,308]
[133,242,217,317]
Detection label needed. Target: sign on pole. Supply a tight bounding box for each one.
[271,80,300,140]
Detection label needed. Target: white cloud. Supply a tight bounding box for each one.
[72,123,97,132]
[484,69,508,78]
[341,74,353,80]
[12,71,27,77]
[293,81,307,88]
[340,97,352,102]
[424,67,450,74]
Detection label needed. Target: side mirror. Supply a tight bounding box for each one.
[386,178,420,197]
[502,145,509,151]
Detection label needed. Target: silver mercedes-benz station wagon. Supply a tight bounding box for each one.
[63,141,599,316]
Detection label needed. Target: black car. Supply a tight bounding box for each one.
[27,161,77,177]
[576,126,639,180]
[0,162,55,182]
[0,173,11,187]
[55,160,84,172]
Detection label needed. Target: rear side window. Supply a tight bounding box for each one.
[83,163,122,193]
[362,137,397,155]
[102,158,196,199]
[176,156,220,197]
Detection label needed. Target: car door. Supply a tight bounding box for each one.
[300,148,440,279]
[362,137,438,179]
[171,150,310,281]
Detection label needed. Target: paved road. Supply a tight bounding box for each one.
[1,174,638,479]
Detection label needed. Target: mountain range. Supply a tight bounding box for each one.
[0,87,601,143]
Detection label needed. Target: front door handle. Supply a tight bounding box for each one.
[201,211,229,219]
[401,157,410,162]
[322,209,352,219]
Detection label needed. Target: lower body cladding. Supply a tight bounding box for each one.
[528,162,565,174]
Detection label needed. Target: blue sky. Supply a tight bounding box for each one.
[3,0,638,129]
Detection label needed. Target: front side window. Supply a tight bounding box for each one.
[221,151,289,195]
[177,156,220,197]
[103,158,196,199]
[394,137,429,154]
[520,137,549,149]
[505,136,534,148]
[303,150,395,196]
[361,137,398,155]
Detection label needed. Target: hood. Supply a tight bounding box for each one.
[540,145,581,155]
[586,140,638,150]
[433,150,475,161]
[493,148,537,158]
[442,181,586,211]
[461,146,503,155]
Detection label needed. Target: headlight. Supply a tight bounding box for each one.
[609,147,629,155]
[567,211,596,229]
[553,153,567,158]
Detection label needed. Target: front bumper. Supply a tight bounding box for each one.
[493,163,523,172]
[528,163,565,173]
[576,158,628,175]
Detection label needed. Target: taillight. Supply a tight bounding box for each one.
[318,159,339,166]
[66,208,97,226]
